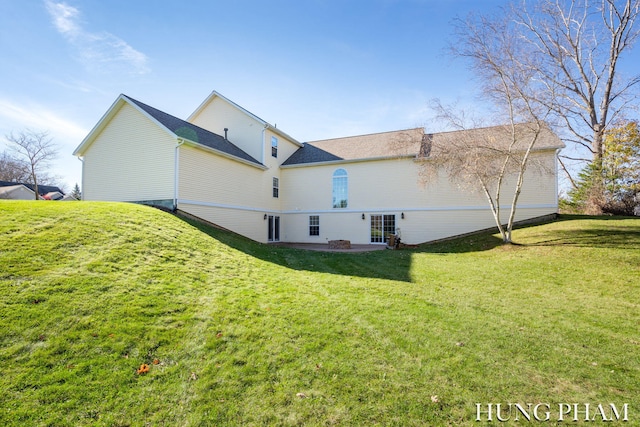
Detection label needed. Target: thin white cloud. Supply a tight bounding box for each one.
[0,98,88,145]
[44,0,150,75]
[45,0,81,37]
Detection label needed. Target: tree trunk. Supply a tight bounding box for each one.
[31,168,39,200]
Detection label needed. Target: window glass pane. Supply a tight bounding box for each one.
[384,215,396,237]
[370,215,382,243]
[332,169,348,208]
[370,214,396,243]
[272,177,279,198]
[309,215,319,236]
[271,136,278,157]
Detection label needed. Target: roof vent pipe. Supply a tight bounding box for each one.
[224,128,229,140]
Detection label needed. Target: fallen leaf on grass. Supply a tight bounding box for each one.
[190,372,198,381]
[296,393,307,399]
[431,395,440,403]
[136,364,150,375]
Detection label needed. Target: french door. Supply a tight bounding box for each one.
[268,215,280,242]
[370,214,395,243]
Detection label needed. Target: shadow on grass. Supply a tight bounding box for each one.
[419,233,506,254]
[175,213,415,282]
[174,212,640,282]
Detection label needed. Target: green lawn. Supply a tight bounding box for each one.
[0,201,638,426]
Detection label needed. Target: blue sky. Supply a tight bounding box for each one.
[0,0,565,190]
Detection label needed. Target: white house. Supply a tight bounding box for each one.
[73,91,564,245]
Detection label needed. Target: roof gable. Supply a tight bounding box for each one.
[0,180,63,195]
[0,184,34,197]
[123,96,262,165]
[188,91,302,147]
[73,94,263,167]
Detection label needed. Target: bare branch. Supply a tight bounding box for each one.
[5,129,59,200]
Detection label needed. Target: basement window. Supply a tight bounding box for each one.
[309,215,319,236]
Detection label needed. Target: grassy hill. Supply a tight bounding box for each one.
[0,201,638,426]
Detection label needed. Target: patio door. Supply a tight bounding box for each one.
[370,214,395,243]
[268,215,280,242]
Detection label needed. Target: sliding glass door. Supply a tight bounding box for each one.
[370,214,395,243]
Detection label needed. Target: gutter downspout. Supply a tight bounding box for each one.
[77,156,84,200]
[261,124,268,165]
[555,148,561,213]
[174,139,186,210]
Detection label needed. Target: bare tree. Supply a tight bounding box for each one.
[424,118,559,243]
[0,151,30,182]
[419,11,561,243]
[5,130,59,200]
[511,0,640,169]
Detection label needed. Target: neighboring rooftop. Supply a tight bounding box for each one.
[0,180,64,195]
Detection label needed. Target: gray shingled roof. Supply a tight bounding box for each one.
[282,128,424,166]
[124,95,262,166]
[281,143,343,165]
[282,124,564,166]
[0,180,64,195]
[430,123,565,154]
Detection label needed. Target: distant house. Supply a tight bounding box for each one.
[73,91,564,245]
[60,193,78,201]
[0,184,35,200]
[0,181,65,200]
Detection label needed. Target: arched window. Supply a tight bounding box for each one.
[332,168,348,208]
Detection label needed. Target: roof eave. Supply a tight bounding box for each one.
[73,94,176,157]
[281,154,415,169]
[179,138,267,170]
[266,124,303,147]
[412,145,565,164]
[73,95,126,156]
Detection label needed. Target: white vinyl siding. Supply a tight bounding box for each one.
[82,103,175,202]
[177,144,280,243]
[280,151,559,244]
[188,97,264,162]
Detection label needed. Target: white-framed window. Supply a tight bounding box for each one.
[309,215,319,236]
[370,214,396,243]
[272,177,279,198]
[271,136,278,158]
[332,168,348,208]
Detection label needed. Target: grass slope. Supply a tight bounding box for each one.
[0,201,638,426]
